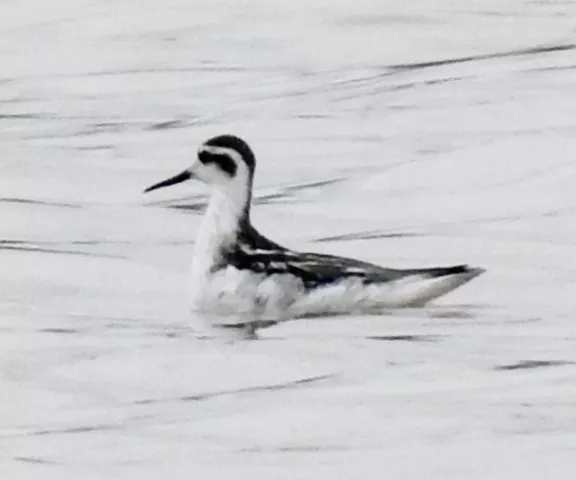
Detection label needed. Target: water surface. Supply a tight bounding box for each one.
[2,1,576,478]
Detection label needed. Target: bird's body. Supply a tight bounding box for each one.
[145,135,484,333]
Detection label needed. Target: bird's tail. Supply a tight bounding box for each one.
[399,264,485,307]
[404,264,484,279]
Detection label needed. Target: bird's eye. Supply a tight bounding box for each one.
[198,151,237,177]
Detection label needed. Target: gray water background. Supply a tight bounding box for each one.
[2,1,576,478]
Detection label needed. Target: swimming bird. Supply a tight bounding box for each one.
[144,135,484,333]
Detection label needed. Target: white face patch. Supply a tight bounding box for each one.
[193,144,251,188]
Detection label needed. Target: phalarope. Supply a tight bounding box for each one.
[145,135,484,334]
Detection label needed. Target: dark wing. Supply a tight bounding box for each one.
[228,227,473,290]
[237,222,286,251]
[225,247,406,289]
[280,251,408,288]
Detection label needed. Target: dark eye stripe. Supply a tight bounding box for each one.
[198,151,237,177]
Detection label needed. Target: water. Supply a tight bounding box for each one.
[2,0,576,478]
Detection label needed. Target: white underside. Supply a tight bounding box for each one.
[186,178,484,336]
[188,265,484,333]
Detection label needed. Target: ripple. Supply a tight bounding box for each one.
[494,360,576,371]
[134,373,337,405]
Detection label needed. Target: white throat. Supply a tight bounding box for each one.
[191,181,251,275]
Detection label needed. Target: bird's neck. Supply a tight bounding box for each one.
[192,183,251,272]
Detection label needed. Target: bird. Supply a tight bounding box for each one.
[144,134,484,335]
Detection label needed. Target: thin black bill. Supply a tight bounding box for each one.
[144,170,192,193]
